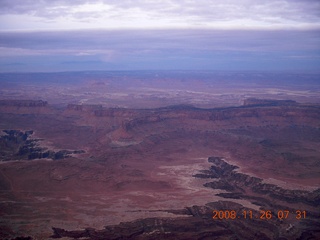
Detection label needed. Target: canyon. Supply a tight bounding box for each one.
[0,96,319,239]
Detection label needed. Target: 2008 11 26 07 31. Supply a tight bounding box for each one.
[212,210,307,220]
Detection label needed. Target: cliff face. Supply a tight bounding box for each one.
[202,157,320,207]
[2,100,319,128]
[2,99,319,157]
[120,104,320,134]
[0,100,50,114]
[0,130,85,161]
[62,102,320,133]
[0,100,48,107]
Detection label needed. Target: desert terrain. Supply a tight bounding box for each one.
[0,71,319,240]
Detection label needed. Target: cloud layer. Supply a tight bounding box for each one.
[0,1,319,72]
[0,0,320,30]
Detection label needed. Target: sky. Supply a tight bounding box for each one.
[0,0,319,72]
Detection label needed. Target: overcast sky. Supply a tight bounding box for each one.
[0,0,319,72]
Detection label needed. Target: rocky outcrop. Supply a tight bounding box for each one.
[0,130,84,161]
[198,157,320,207]
[0,100,50,114]
[0,100,47,107]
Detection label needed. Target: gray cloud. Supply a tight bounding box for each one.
[0,29,318,52]
[0,0,86,14]
[0,0,319,29]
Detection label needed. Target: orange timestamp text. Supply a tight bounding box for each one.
[212,210,307,220]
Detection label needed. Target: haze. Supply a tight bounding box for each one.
[0,0,320,72]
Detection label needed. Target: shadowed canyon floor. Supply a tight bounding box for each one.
[0,97,319,240]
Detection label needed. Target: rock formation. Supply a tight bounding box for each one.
[0,99,319,239]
